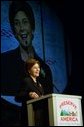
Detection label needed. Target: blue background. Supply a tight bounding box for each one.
[1,1,71,106]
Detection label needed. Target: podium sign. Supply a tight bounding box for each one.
[26,94,83,126]
[51,94,83,126]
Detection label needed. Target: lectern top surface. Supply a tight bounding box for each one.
[26,93,82,104]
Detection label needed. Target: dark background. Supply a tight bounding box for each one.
[46,0,83,96]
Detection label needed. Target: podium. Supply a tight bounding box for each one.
[26,94,83,126]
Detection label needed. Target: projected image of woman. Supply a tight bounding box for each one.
[1,1,53,95]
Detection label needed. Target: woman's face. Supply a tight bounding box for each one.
[29,63,40,78]
[14,11,33,48]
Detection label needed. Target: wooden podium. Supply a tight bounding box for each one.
[26,94,83,126]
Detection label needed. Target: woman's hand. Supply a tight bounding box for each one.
[29,92,39,99]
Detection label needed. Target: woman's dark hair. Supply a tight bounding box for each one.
[9,1,35,34]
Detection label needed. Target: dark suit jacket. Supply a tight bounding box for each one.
[15,76,49,126]
[15,76,44,102]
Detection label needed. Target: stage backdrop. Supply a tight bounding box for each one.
[1,1,71,105]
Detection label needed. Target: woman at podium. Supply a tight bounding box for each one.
[15,58,52,126]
